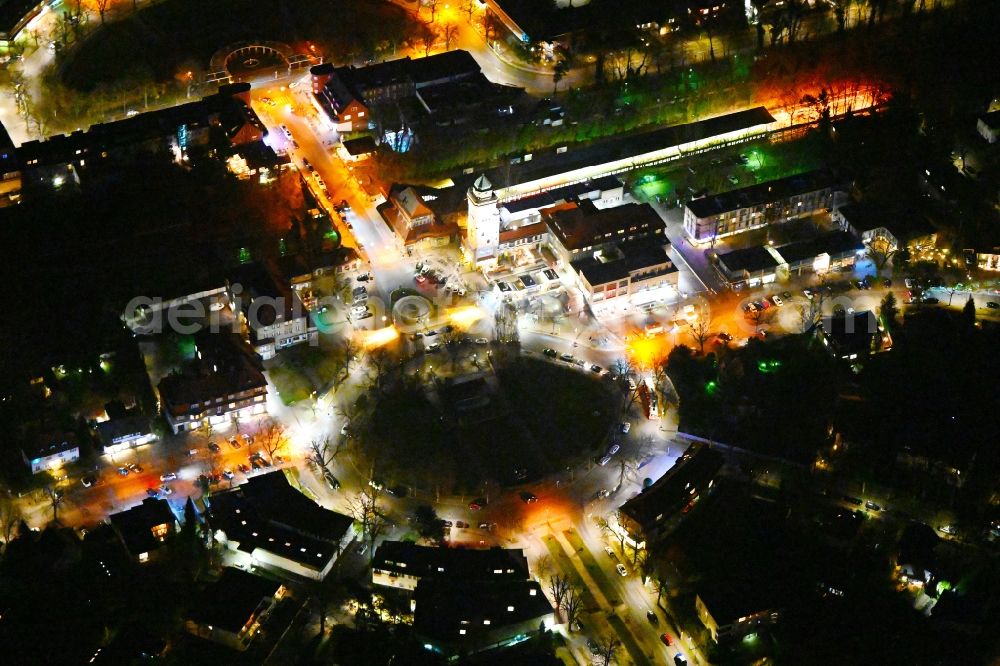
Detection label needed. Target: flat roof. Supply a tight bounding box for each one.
[373,541,529,582]
[21,432,77,460]
[820,310,878,354]
[574,238,674,287]
[413,579,552,644]
[717,245,780,274]
[773,230,863,264]
[187,568,281,634]
[96,415,152,446]
[462,107,775,195]
[501,175,622,215]
[342,135,378,155]
[837,203,936,240]
[157,333,267,409]
[546,201,665,251]
[0,0,42,37]
[619,443,724,531]
[686,169,839,219]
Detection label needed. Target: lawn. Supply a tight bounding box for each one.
[62,0,417,91]
[268,364,312,405]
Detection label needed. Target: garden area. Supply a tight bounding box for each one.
[355,354,617,495]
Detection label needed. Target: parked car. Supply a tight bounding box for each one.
[159,472,177,482]
[159,484,174,496]
[607,443,621,456]
[987,301,999,309]
[222,469,235,480]
[559,353,574,362]
[542,348,557,357]
[646,610,659,625]
[660,633,673,646]
[117,467,129,476]
[598,455,612,466]
[590,364,603,373]
[81,474,97,488]
[426,342,442,353]
[616,563,628,576]
[924,297,940,304]
[228,437,241,449]
[620,422,631,434]
[127,463,142,473]
[238,463,251,475]
[145,488,159,498]
[771,294,784,307]
[519,491,538,503]
[475,337,489,345]
[605,545,615,557]
[469,498,486,510]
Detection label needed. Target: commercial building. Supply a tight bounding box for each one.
[185,568,288,651]
[17,84,268,189]
[96,414,157,456]
[21,432,80,475]
[414,579,555,659]
[466,107,776,265]
[208,471,354,581]
[108,498,178,563]
[157,332,268,434]
[616,442,724,549]
[684,170,847,243]
[818,310,884,361]
[372,541,530,592]
[228,261,317,360]
[378,184,460,249]
[715,230,864,289]
[310,50,482,132]
[833,203,938,255]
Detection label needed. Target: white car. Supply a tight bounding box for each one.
[159,484,174,496]
[616,563,628,576]
[605,545,614,557]
[620,422,631,434]
[159,472,177,482]
[771,295,784,307]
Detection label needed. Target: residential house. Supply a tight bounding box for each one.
[338,135,378,162]
[616,443,724,549]
[372,541,530,592]
[185,568,288,651]
[818,310,884,361]
[414,579,555,659]
[696,582,780,644]
[208,471,354,580]
[21,432,80,475]
[157,332,268,434]
[684,170,847,243]
[108,498,178,563]
[228,260,316,360]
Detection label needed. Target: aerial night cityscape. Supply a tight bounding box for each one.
[1,0,999,664]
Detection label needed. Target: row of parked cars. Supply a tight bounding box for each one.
[541,348,603,374]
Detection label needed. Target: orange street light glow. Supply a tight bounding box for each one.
[359,326,399,349]
[627,335,668,370]
[447,306,485,329]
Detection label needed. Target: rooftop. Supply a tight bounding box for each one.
[373,542,529,582]
[619,443,724,531]
[187,568,282,634]
[773,230,864,264]
[413,579,553,645]
[157,333,266,410]
[21,432,78,461]
[686,169,840,219]
[341,135,378,156]
[836,203,937,241]
[545,200,665,251]
[820,310,879,355]
[501,175,622,216]
[980,109,1000,128]
[108,498,176,557]
[0,0,42,37]
[717,245,781,275]
[96,415,153,447]
[574,237,674,287]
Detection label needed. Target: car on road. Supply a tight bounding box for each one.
[222,469,235,480]
[771,294,784,307]
[865,501,881,511]
[250,458,262,471]
[478,522,495,530]
[186,448,198,456]
[469,498,486,510]
[607,443,620,456]
[598,454,612,466]
[559,353,574,362]
[616,563,628,576]
[228,437,241,449]
[160,472,177,482]
[620,422,631,434]
[590,364,603,373]
[475,337,489,345]
[81,474,97,488]
[743,301,757,313]
[302,158,313,172]
[519,491,538,503]
[238,463,251,475]
[674,655,688,666]
[660,633,673,646]
[542,348,557,358]
[117,467,129,476]
[646,610,659,625]
[987,301,999,309]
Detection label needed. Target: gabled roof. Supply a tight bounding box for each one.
[109,498,176,557]
[687,169,840,219]
[187,568,281,634]
[96,415,152,447]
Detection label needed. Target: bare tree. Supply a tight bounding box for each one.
[0,493,21,552]
[423,0,440,21]
[44,486,63,524]
[95,0,111,24]
[443,23,459,51]
[348,485,388,560]
[611,357,642,417]
[333,335,362,388]
[420,24,438,57]
[256,418,285,462]
[307,437,344,473]
[687,318,714,355]
[564,584,584,630]
[548,574,571,616]
[597,638,621,666]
